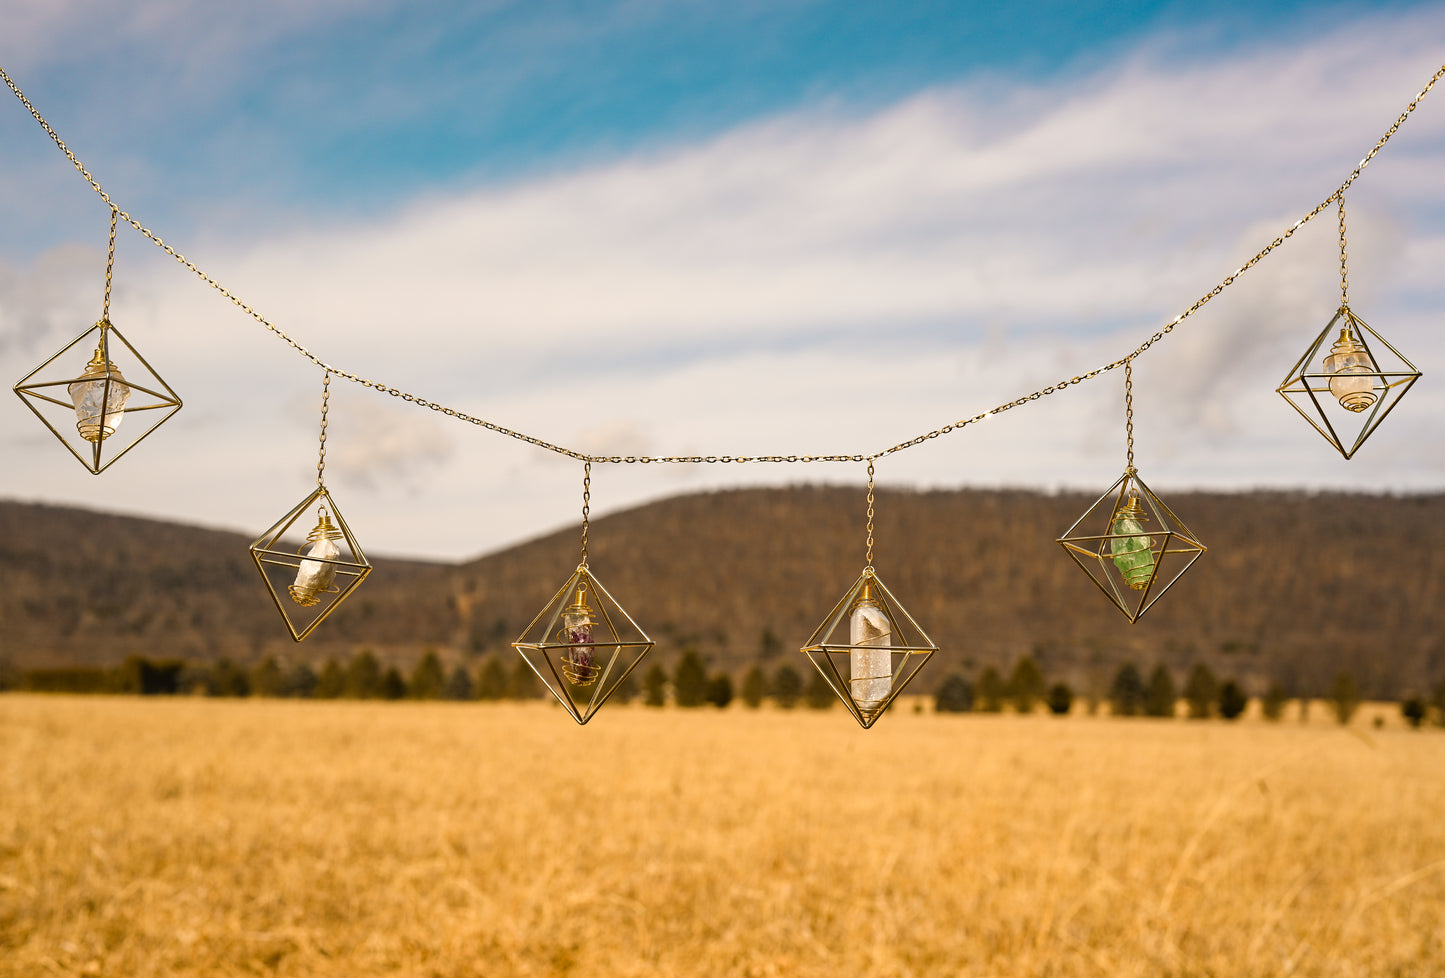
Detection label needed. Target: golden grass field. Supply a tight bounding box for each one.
[2,694,1443,977]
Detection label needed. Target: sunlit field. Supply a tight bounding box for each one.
[2,695,1443,977]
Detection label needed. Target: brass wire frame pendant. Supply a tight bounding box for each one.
[801,567,938,729]
[1057,468,1206,623]
[513,563,655,725]
[249,371,370,641]
[1276,306,1420,460]
[799,459,938,729]
[14,320,183,474]
[14,209,181,474]
[249,486,372,641]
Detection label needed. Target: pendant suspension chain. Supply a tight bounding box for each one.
[1124,358,1135,473]
[101,205,118,323]
[3,60,1442,468]
[580,460,591,570]
[316,370,331,488]
[865,458,876,572]
[101,206,117,324]
[1338,196,1350,308]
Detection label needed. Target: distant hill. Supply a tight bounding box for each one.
[3,487,1442,698]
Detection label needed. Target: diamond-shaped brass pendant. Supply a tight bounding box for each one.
[13,320,182,474]
[250,487,372,641]
[801,568,938,729]
[1057,469,1205,623]
[513,565,655,725]
[1277,306,1420,460]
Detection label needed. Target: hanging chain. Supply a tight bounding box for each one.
[4,60,1442,467]
[865,458,876,572]
[101,206,117,323]
[1124,358,1135,473]
[1337,196,1350,308]
[316,370,331,488]
[579,460,591,570]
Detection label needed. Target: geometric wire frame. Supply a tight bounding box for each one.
[513,564,655,725]
[1276,306,1421,460]
[249,486,372,642]
[1057,468,1206,624]
[12,320,183,474]
[800,567,939,729]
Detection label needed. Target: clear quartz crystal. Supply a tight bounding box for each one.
[67,349,131,443]
[562,607,597,684]
[849,589,892,710]
[1323,327,1377,412]
[290,536,341,606]
[1110,499,1155,591]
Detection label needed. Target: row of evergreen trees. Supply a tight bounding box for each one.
[11,650,1445,727]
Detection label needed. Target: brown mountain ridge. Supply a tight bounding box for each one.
[2,487,1442,698]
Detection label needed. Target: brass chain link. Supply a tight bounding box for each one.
[316,370,331,487]
[864,458,875,571]
[579,460,591,569]
[101,206,117,322]
[1124,358,1135,473]
[1338,196,1350,307]
[4,60,1441,469]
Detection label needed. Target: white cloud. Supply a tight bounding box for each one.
[2,12,1445,559]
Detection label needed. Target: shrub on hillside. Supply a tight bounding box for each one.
[1008,656,1046,714]
[1108,663,1145,717]
[1330,671,1360,725]
[673,650,709,708]
[1143,665,1176,718]
[705,673,734,708]
[643,664,668,707]
[740,665,767,709]
[934,674,974,713]
[772,664,803,709]
[1218,680,1247,720]
[1183,664,1219,719]
[1046,682,1074,716]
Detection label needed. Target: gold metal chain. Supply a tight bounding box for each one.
[1338,196,1350,307]
[1124,358,1135,472]
[316,370,331,487]
[101,206,117,322]
[864,458,875,571]
[4,60,1441,468]
[579,460,591,569]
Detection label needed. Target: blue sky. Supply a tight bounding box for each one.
[3,2,1445,558]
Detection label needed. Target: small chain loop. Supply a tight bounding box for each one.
[316,370,331,488]
[1338,196,1350,308]
[580,460,591,569]
[865,458,876,571]
[1124,358,1135,472]
[101,206,117,322]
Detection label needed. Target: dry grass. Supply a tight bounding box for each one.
[2,695,1443,977]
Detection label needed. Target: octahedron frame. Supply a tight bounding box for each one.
[514,564,655,725]
[1276,306,1420,460]
[801,567,938,730]
[250,486,372,642]
[13,320,182,475]
[1057,469,1206,624]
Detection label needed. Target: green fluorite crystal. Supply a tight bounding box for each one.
[1110,499,1155,590]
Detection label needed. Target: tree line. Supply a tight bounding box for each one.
[8,650,1445,727]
